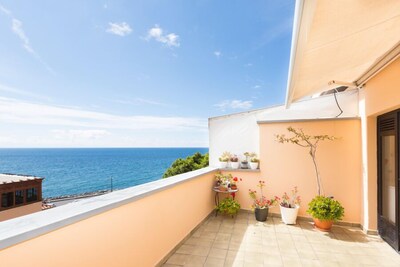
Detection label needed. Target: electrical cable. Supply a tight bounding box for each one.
[334,89,343,118]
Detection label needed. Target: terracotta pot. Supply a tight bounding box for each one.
[313,218,333,231]
[218,186,228,191]
[255,207,269,222]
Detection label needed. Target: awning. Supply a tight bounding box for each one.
[286,0,400,106]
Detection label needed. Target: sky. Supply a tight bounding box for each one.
[0,0,295,148]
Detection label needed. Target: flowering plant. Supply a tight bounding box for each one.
[219,151,232,162]
[280,187,301,208]
[230,155,239,162]
[248,180,279,209]
[214,172,233,187]
[243,152,256,162]
[231,176,242,186]
[250,157,259,163]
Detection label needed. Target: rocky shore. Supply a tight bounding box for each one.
[44,189,112,203]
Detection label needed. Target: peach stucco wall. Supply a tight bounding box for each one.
[359,56,400,230]
[0,172,216,267]
[0,202,42,222]
[224,119,362,224]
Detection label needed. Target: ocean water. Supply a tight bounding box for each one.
[0,148,208,198]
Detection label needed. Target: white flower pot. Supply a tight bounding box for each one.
[230,162,239,169]
[249,162,259,170]
[280,205,299,225]
[219,161,228,168]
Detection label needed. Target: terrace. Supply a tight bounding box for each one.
[1,166,400,266]
[164,211,400,267]
[1,0,400,266]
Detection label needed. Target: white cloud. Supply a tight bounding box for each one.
[114,97,170,107]
[0,97,206,130]
[52,129,110,140]
[146,25,180,47]
[245,63,253,67]
[0,4,11,15]
[253,85,261,89]
[214,100,253,111]
[0,5,55,74]
[214,51,222,58]
[0,83,52,101]
[12,19,34,53]
[106,22,132,36]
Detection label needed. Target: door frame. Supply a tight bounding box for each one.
[377,109,399,251]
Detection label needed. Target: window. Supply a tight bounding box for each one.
[26,188,38,202]
[15,190,24,205]
[1,192,14,208]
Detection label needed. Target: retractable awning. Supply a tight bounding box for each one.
[286,0,400,106]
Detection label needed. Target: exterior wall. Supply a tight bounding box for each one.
[224,119,362,224]
[0,171,216,267]
[209,111,262,167]
[0,202,42,222]
[360,56,400,231]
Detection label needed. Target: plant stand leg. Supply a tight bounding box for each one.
[214,192,219,217]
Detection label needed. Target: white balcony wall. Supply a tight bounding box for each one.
[208,110,263,167]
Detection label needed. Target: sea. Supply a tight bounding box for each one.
[0,148,208,198]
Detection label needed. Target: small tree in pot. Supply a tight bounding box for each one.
[276,127,344,231]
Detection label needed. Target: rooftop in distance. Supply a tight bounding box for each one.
[0,174,44,184]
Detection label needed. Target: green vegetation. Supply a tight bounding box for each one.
[307,196,344,221]
[215,197,241,216]
[162,152,209,178]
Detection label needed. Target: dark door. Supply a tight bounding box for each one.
[378,110,399,251]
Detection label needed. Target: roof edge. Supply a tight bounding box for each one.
[257,117,360,125]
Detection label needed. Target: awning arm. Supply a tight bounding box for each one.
[355,41,400,86]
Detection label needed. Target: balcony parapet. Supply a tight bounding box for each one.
[0,166,218,250]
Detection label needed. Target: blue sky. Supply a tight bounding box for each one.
[0,0,294,147]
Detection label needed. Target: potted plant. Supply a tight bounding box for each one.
[241,152,250,169]
[230,176,241,190]
[249,157,259,170]
[230,155,239,169]
[280,187,301,224]
[215,197,241,217]
[276,127,336,196]
[214,172,233,191]
[219,151,231,169]
[248,180,279,222]
[276,127,344,230]
[307,196,344,231]
[240,160,248,169]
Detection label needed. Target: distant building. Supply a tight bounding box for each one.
[0,174,44,222]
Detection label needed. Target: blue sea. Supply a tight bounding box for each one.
[0,148,208,198]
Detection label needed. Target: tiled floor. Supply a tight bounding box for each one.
[163,211,400,267]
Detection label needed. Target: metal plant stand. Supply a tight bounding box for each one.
[213,188,238,216]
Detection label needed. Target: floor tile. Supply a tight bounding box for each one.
[163,211,400,267]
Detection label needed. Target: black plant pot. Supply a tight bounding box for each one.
[255,207,269,222]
